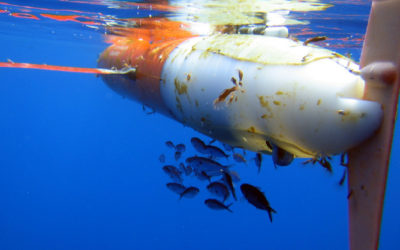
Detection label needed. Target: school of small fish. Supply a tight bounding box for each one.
[159,136,281,219]
[159,136,345,222]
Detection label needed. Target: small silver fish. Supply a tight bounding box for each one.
[179,186,200,199]
[207,182,229,202]
[233,153,247,163]
[204,199,233,213]
[166,183,186,195]
[240,183,276,222]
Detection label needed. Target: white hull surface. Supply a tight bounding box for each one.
[160,35,382,157]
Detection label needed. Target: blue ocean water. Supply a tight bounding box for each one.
[0,0,399,249]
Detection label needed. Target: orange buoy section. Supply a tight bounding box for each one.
[98,18,196,116]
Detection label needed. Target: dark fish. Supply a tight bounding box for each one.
[183,164,192,176]
[204,145,229,159]
[166,183,186,195]
[178,162,192,176]
[228,170,241,183]
[175,143,186,153]
[233,153,247,163]
[190,137,207,154]
[195,171,212,182]
[180,186,200,199]
[174,151,182,161]
[301,158,318,165]
[163,165,181,174]
[142,105,155,114]
[186,156,229,176]
[340,152,349,167]
[178,162,186,172]
[159,154,166,163]
[302,157,332,172]
[347,189,354,199]
[272,144,294,167]
[339,169,347,186]
[165,141,175,149]
[254,152,262,173]
[209,138,217,144]
[162,165,183,183]
[204,199,233,213]
[240,183,276,222]
[319,157,332,173]
[222,171,237,200]
[207,182,229,202]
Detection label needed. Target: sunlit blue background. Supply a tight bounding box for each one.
[0,0,399,249]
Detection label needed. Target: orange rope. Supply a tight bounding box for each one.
[0,62,134,74]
